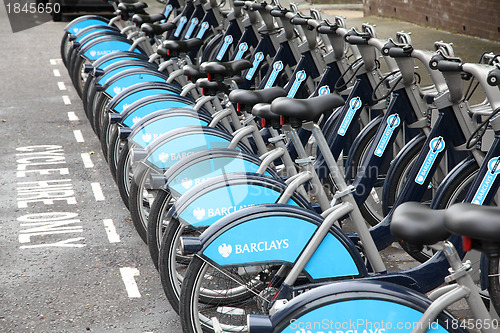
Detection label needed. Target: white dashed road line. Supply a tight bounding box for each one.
[67,112,79,121]
[62,95,71,105]
[73,130,84,143]
[103,219,120,243]
[81,153,94,168]
[91,182,105,201]
[53,69,61,77]
[58,82,67,90]
[120,267,141,298]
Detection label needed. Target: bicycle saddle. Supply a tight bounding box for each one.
[445,203,500,243]
[200,59,252,77]
[197,78,229,95]
[158,39,204,58]
[141,22,176,37]
[183,65,208,82]
[132,13,166,26]
[252,103,280,120]
[271,93,345,121]
[391,202,450,246]
[118,2,148,12]
[229,87,287,107]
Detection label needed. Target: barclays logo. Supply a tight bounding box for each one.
[218,243,232,258]
[217,238,289,258]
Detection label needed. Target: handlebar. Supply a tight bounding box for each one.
[487,66,500,86]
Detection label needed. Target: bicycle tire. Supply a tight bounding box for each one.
[147,189,174,270]
[346,120,385,226]
[488,256,500,317]
[60,31,71,68]
[180,255,270,333]
[107,125,125,182]
[381,136,426,216]
[128,166,157,244]
[115,138,132,209]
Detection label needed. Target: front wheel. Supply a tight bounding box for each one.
[128,166,158,244]
[488,256,500,317]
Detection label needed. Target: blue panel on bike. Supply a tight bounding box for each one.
[472,156,500,205]
[281,299,448,332]
[105,74,166,98]
[146,134,235,169]
[83,40,139,60]
[75,27,112,42]
[304,232,359,279]
[168,157,272,196]
[67,19,108,34]
[203,216,317,266]
[97,65,146,85]
[123,100,193,127]
[97,57,138,70]
[179,185,299,227]
[131,116,208,147]
[114,88,177,113]
[415,136,445,185]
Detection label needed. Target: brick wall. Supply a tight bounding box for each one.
[364,0,500,42]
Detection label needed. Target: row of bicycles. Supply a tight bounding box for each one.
[60,0,500,331]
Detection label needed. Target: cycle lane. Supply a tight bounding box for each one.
[0,4,181,332]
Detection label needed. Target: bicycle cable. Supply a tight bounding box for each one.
[333,57,364,92]
[466,106,500,149]
[370,69,402,103]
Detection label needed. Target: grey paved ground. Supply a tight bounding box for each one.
[0,0,499,332]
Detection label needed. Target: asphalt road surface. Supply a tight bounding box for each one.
[0,4,182,332]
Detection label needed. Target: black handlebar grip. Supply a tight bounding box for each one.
[387,46,413,58]
[487,67,500,86]
[437,60,463,72]
[317,25,337,34]
[251,2,266,10]
[233,1,245,6]
[345,35,368,45]
[290,16,309,25]
[270,8,285,17]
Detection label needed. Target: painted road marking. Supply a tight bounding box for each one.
[53,69,61,77]
[58,82,67,90]
[120,267,141,298]
[81,153,94,168]
[73,130,84,143]
[62,95,71,105]
[91,183,105,201]
[67,112,79,121]
[103,219,120,243]
[50,59,62,65]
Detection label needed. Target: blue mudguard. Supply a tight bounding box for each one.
[94,61,158,87]
[78,36,144,62]
[106,82,184,114]
[127,109,218,148]
[91,51,150,71]
[195,204,367,281]
[64,15,110,34]
[250,280,466,333]
[99,69,171,100]
[117,94,207,127]
[167,173,311,228]
[142,127,253,172]
[72,25,120,44]
[163,149,281,197]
